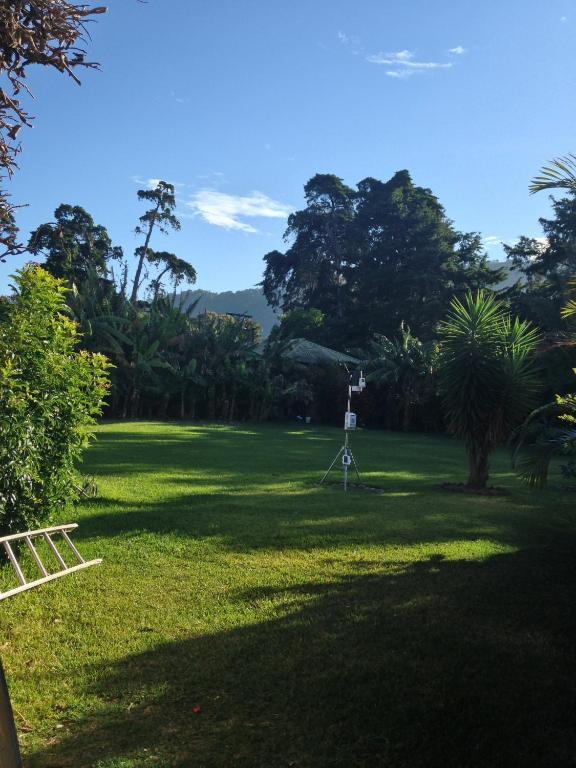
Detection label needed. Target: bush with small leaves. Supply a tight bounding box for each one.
[0,265,110,532]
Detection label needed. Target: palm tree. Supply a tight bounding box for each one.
[367,323,435,431]
[530,154,576,195]
[438,291,540,489]
[67,269,132,357]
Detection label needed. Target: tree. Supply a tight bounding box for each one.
[0,265,110,531]
[268,308,327,345]
[131,181,181,304]
[263,171,501,346]
[188,312,260,421]
[0,1,106,260]
[28,204,123,282]
[262,174,355,319]
[66,267,132,356]
[367,323,436,432]
[438,291,540,489]
[503,195,576,331]
[148,250,197,299]
[350,172,501,341]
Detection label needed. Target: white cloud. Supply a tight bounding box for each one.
[561,16,567,22]
[367,49,453,72]
[448,46,467,55]
[387,49,414,62]
[131,175,185,189]
[385,69,419,79]
[337,31,349,44]
[186,190,291,233]
[483,235,503,247]
[484,235,549,255]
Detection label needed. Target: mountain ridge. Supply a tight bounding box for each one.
[177,261,521,338]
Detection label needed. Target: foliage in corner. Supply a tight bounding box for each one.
[0,1,107,260]
[513,284,576,488]
[0,265,110,532]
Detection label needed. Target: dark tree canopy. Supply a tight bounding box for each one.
[506,196,576,278]
[28,204,122,282]
[0,1,106,260]
[147,249,197,297]
[263,171,500,344]
[262,174,355,318]
[503,194,576,330]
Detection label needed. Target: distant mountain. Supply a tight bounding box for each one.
[488,260,523,288]
[177,263,522,339]
[177,288,279,337]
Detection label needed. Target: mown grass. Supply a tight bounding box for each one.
[1,421,575,767]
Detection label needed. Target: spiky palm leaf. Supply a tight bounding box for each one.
[438,291,540,486]
[530,154,576,195]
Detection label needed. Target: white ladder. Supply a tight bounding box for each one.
[0,524,101,601]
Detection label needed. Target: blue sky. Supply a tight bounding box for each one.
[1,0,575,294]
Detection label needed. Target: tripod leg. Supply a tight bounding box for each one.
[320,447,344,484]
[348,450,361,481]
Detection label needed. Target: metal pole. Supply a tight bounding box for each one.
[0,660,21,768]
[343,432,349,492]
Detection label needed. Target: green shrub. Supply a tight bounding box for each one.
[0,265,110,532]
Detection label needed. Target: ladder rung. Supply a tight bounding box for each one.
[25,536,48,578]
[61,530,84,564]
[43,534,68,570]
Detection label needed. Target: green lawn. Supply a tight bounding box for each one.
[2,422,576,767]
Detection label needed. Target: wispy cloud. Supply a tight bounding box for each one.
[186,190,291,233]
[483,235,504,249]
[337,30,363,55]
[385,69,420,79]
[367,49,453,77]
[448,46,467,55]
[483,235,549,254]
[131,175,186,189]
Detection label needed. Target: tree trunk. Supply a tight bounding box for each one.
[129,388,140,419]
[402,395,412,432]
[180,389,186,420]
[467,448,489,489]
[159,392,170,419]
[207,386,216,420]
[130,201,160,304]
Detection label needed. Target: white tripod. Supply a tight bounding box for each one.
[320,368,365,491]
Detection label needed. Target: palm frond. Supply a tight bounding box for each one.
[530,154,576,195]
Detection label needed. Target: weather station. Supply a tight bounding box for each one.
[320,367,367,491]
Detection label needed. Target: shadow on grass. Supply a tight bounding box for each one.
[71,485,561,557]
[85,425,465,483]
[27,544,576,768]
